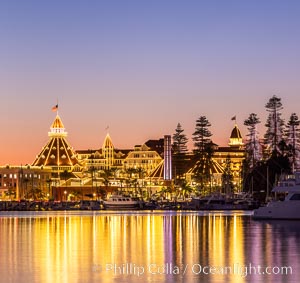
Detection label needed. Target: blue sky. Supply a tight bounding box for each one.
[1,0,300,164]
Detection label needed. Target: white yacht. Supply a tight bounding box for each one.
[103,194,144,210]
[253,172,300,220]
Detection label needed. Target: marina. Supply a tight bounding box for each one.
[0,196,259,211]
[1,2,300,282]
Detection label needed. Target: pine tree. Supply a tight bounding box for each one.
[222,155,234,195]
[264,95,285,156]
[286,113,300,171]
[173,123,188,154]
[172,123,188,183]
[193,116,212,156]
[244,113,262,168]
[192,116,214,192]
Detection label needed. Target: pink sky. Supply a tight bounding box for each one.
[1,91,299,165]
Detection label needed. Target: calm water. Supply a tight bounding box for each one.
[0,211,299,283]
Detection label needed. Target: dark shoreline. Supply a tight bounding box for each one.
[0,199,258,212]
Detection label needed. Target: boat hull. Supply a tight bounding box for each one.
[103,202,142,210]
[253,201,300,220]
[103,198,144,210]
[191,198,258,210]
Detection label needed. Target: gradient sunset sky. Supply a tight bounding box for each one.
[1,0,300,165]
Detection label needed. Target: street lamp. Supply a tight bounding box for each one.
[179,187,182,200]
[64,190,67,201]
[46,178,51,200]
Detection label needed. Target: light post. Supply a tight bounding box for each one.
[179,187,182,200]
[64,190,67,201]
[46,178,51,200]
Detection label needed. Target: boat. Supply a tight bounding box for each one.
[75,200,102,210]
[103,194,144,210]
[253,172,300,220]
[191,193,259,210]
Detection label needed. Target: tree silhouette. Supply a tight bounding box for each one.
[286,113,300,171]
[244,113,262,168]
[172,123,189,185]
[264,95,285,156]
[222,155,234,195]
[192,116,214,192]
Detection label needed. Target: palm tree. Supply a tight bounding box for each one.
[159,186,172,200]
[99,168,115,193]
[61,170,72,186]
[136,167,146,196]
[124,168,137,193]
[23,178,29,200]
[70,190,81,201]
[180,181,194,200]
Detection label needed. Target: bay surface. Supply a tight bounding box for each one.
[0,211,299,283]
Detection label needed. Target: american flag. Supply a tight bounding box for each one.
[52,104,58,112]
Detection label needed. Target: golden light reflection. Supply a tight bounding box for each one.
[0,213,298,283]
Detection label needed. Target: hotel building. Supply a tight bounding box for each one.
[0,113,245,200]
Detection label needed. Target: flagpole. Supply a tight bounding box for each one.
[231,115,237,125]
[57,98,59,116]
[51,102,59,113]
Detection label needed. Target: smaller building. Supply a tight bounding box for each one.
[124,144,162,176]
[77,134,129,171]
[145,138,164,155]
[0,165,52,200]
[213,124,245,191]
[77,134,163,176]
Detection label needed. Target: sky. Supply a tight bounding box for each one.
[1,0,300,165]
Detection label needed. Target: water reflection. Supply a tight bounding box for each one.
[0,211,299,283]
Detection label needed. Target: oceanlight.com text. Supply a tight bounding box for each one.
[92,262,293,278]
[190,263,292,278]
